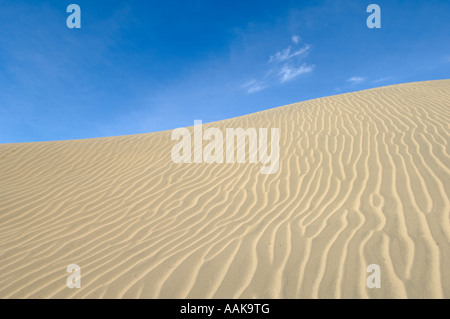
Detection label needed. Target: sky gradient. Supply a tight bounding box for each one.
[1,0,449,143]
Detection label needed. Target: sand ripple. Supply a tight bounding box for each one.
[0,80,449,298]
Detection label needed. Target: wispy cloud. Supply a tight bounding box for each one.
[271,43,314,83]
[347,76,366,84]
[279,64,314,83]
[242,37,314,93]
[269,44,310,63]
[241,79,266,94]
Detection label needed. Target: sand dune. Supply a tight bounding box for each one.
[0,80,449,298]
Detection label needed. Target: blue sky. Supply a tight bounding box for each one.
[0,0,449,143]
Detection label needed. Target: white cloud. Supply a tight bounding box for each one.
[242,38,314,93]
[347,76,366,84]
[241,79,266,94]
[269,45,310,63]
[279,64,314,83]
[247,85,265,94]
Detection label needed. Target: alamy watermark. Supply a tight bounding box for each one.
[171,120,279,175]
[64,4,380,30]
[66,4,81,29]
[66,264,81,288]
[366,264,381,288]
[366,4,381,29]
[65,263,380,290]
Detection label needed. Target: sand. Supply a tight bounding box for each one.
[0,80,449,298]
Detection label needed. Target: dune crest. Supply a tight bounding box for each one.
[0,80,449,298]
